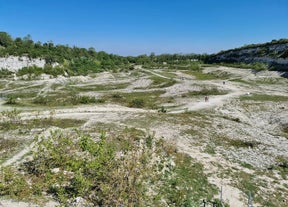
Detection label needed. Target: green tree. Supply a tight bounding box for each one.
[0,32,13,47]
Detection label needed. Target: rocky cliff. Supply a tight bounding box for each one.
[0,56,46,72]
[207,39,288,71]
[0,56,60,72]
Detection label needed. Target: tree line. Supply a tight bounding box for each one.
[0,32,206,76]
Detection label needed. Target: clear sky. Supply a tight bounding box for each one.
[0,0,287,56]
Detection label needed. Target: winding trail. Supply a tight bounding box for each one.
[140,68,171,79]
[170,81,246,113]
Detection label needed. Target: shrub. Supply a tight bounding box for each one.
[0,69,13,78]
[129,98,145,108]
[0,167,31,199]
[1,129,222,206]
[33,95,49,105]
[72,95,98,104]
[5,96,17,104]
[158,106,167,113]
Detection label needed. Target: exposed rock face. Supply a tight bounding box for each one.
[207,42,288,71]
[0,56,46,72]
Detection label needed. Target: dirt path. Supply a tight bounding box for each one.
[1,127,58,167]
[170,90,243,113]
[171,81,246,113]
[181,146,246,207]
[2,142,35,167]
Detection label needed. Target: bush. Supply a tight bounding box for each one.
[158,106,167,113]
[1,129,222,206]
[0,69,13,78]
[0,167,31,199]
[129,98,145,108]
[17,66,43,77]
[33,95,49,105]
[5,96,17,104]
[77,96,97,104]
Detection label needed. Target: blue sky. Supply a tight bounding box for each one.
[0,0,287,56]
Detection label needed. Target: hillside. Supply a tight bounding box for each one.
[0,32,205,76]
[1,32,288,207]
[207,39,288,71]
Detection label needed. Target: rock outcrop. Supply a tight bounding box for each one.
[207,39,288,71]
[0,56,46,72]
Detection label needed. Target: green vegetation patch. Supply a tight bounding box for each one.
[105,90,167,109]
[230,78,253,85]
[231,77,285,86]
[31,118,85,129]
[148,76,177,88]
[233,169,288,207]
[72,82,129,92]
[0,138,22,163]
[156,71,178,79]
[182,87,228,97]
[0,81,6,89]
[183,70,219,80]
[282,124,288,138]
[255,78,281,85]
[168,62,201,71]
[0,129,221,206]
[211,133,260,150]
[4,91,39,101]
[235,171,258,200]
[240,94,288,102]
[0,117,85,131]
[268,156,288,180]
[31,93,104,106]
[226,139,260,149]
[160,153,218,206]
[0,69,13,78]
[215,62,268,71]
